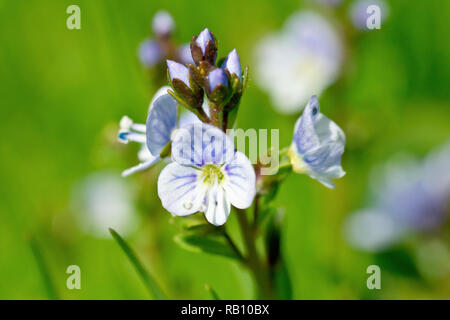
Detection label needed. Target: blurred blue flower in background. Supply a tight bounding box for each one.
[138,39,163,67]
[138,10,193,69]
[344,141,450,252]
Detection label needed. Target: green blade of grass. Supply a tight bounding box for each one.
[205,284,220,300]
[109,228,166,300]
[29,237,59,300]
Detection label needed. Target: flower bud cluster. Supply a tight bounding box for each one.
[167,28,247,128]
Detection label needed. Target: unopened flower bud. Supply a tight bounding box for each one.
[167,60,203,108]
[222,49,241,80]
[207,68,229,103]
[190,28,217,66]
[167,60,190,88]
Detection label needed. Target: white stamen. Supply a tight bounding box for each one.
[131,123,146,133]
[121,156,160,177]
[120,116,133,131]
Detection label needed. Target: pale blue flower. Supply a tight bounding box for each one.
[344,142,450,252]
[152,10,174,36]
[195,28,214,56]
[158,123,256,226]
[208,68,228,93]
[119,87,205,177]
[118,87,174,177]
[167,60,190,88]
[138,39,162,67]
[146,92,177,156]
[288,96,346,188]
[222,49,241,80]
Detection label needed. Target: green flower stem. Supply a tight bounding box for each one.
[222,109,229,131]
[236,209,274,299]
[252,194,260,229]
[209,101,222,128]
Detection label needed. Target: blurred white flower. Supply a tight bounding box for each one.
[344,209,401,252]
[254,10,343,114]
[71,171,138,238]
[344,141,450,252]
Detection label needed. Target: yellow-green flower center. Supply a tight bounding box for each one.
[200,164,224,186]
[288,144,309,174]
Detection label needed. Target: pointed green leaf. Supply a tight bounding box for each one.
[205,284,221,300]
[174,233,240,261]
[109,228,166,299]
[29,237,59,300]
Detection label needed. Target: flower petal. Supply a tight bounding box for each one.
[149,86,172,111]
[146,93,177,156]
[157,162,206,216]
[223,151,256,209]
[222,49,241,79]
[290,96,346,188]
[171,123,235,167]
[204,183,231,226]
[293,96,321,154]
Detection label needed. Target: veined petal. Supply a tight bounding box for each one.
[171,123,235,167]
[149,86,172,111]
[146,93,177,156]
[223,151,256,209]
[157,162,206,216]
[137,144,156,162]
[290,96,346,188]
[292,96,321,154]
[204,182,231,226]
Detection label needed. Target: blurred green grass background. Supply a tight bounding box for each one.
[0,0,449,299]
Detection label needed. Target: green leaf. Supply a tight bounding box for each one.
[184,223,224,235]
[29,236,59,300]
[273,261,293,300]
[109,228,166,299]
[174,233,240,261]
[205,284,221,300]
